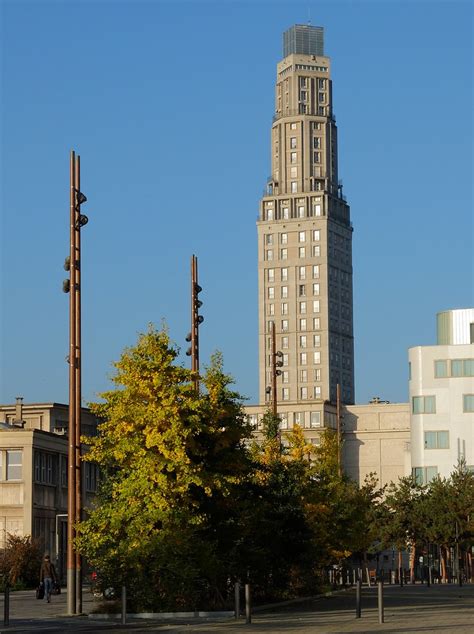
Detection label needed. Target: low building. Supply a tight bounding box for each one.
[0,399,99,579]
[409,308,474,482]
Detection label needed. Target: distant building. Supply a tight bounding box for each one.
[0,399,99,579]
[409,309,474,482]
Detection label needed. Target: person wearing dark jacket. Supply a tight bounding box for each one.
[39,555,57,603]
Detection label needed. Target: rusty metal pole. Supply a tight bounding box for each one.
[67,150,77,615]
[74,155,83,614]
[336,383,341,476]
[191,255,199,392]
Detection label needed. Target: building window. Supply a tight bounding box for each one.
[280,233,288,244]
[282,353,289,366]
[299,231,305,243]
[290,137,297,149]
[313,151,320,163]
[281,302,288,315]
[314,386,321,398]
[268,304,275,315]
[434,360,447,378]
[6,450,22,481]
[300,352,307,365]
[281,267,288,281]
[281,286,288,298]
[266,249,273,261]
[451,360,463,377]
[424,431,449,449]
[300,387,308,399]
[267,268,274,282]
[412,466,438,485]
[313,283,320,295]
[412,395,436,414]
[291,182,297,193]
[298,206,305,218]
[282,388,289,401]
[291,122,297,130]
[314,351,321,364]
[313,230,320,241]
[310,411,321,428]
[282,371,289,384]
[299,301,307,314]
[281,320,289,332]
[300,318,307,331]
[268,287,275,299]
[290,166,298,178]
[266,208,273,220]
[280,248,288,260]
[300,369,307,382]
[299,247,306,258]
[313,137,321,149]
[298,285,306,297]
[313,318,320,329]
[283,207,289,219]
[313,335,321,347]
[291,152,297,163]
[314,368,321,381]
[463,394,474,413]
[300,335,307,348]
[299,266,306,280]
[294,412,304,427]
[312,265,320,278]
[313,300,320,313]
[281,336,289,349]
[265,234,273,245]
[314,204,321,216]
[312,245,321,257]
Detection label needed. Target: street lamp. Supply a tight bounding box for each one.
[185,255,203,391]
[62,150,88,615]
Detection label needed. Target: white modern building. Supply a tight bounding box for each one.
[409,309,474,483]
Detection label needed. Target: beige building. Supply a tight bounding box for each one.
[258,24,354,413]
[0,400,99,579]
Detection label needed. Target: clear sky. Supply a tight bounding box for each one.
[1,0,473,408]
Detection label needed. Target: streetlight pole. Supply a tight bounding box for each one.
[186,254,203,391]
[270,321,283,445]
[336,383,342,477]
[64,150,88,615]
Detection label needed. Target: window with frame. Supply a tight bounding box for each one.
[299,301,307,314]
[412,395,436,414]
[266,208,273,220]
[313,229,320,241]
[300,318,307,331]
[298,206,305,218]
[424,431,449,449]
[300,387,308,399]
[314,386,321,398]
[280,248,288,260]
[282,371,289,384]
[6,450,22,481]
[313,151,320,163]
[266,249,273,261]
[281,286,288,298]
[265,234,273,245]
[314,204,321,216]
[313,137,321,149]
[299,266,306,280]
[280,233,288,244]
[281,302,288,315]
[298,231,305,243]
[291,182,297,193]
[313,265,320,278]
[312,245,321,257]
[313,283,320,295]
[314,368,321,381]
[281,336,289,349]
[282,353,289,366]
[313,317,320,329]
[281,320,289,332]
[282,388,289,401]
[300,370,307,382]
[299,247,306,258]
[300,335,307,348]
[291,152,297,163]
[412,466,438,485]
[451,360,463,377]
[314,351,321,364]
[268,287,275,299]
[313,334,321,347]
[298,284,306,297]
[267,268,274,282]
[283,207,289,219]
[290,137,297,149]
[310,411,321,428]
[294,412,304,427]
[463,394,474,412]
[434,360,447,378]
[290,166,298,178]
[281,267,288,281]
[313,300,320,313]
[300,352,307,365]
[268,304,275,316]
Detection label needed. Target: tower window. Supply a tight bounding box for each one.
[290,137,297,149]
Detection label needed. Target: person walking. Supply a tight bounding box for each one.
[39,555,57,603]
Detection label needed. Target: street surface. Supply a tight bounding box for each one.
[0,583,472,633]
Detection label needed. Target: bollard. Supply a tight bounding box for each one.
[245,583,251,625]
[4,582,9,626]
[355,579,361,618]
[377,580,384,624]
[121,585,126,625]
[234,581,240,619]
[352,569,356,585]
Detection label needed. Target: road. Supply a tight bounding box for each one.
[0,583,472,633]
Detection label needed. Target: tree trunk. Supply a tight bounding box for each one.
[440,547,447,583]
[467,550,472,582]
[409,542,416,583]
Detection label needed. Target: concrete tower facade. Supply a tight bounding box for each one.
[257,24,355,411]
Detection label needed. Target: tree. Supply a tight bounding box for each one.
[76,326,252,611]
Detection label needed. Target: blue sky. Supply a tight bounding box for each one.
[1,0,472,407]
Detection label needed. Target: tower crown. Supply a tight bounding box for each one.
[283,24,324,57]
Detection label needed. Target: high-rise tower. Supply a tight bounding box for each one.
[258,24,355,411]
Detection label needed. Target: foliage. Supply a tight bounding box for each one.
[0,534,43,588]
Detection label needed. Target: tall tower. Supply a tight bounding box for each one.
[258,24,355,411]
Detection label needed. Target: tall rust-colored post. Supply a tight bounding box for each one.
[74,155,83,613]
[336,383,342,476]
[189,255,203,392]
[67,151,77,615]
[271,321,277,417]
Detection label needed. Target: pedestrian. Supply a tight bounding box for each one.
[39,554,57,603]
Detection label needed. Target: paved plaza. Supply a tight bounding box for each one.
[0,583,472,633]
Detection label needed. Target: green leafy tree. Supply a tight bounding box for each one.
[76,326,252,611]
